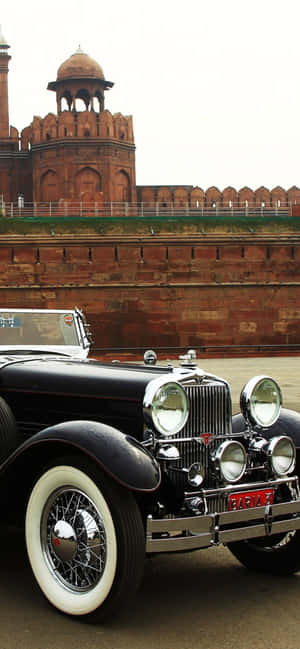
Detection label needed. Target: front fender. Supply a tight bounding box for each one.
[1,420,161,493]
[233,407,300,449]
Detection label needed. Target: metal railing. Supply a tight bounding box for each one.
[0,200,293,219]
[91,343,300,359]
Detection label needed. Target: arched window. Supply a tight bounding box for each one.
[75,167,102,196]
[114,170,131,202]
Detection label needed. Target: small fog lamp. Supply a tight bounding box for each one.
[267,436,295,476]
[213,440,247,483]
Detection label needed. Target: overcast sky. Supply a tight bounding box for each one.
[1,0,299,190]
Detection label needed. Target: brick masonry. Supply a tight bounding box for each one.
[0,237,299,354]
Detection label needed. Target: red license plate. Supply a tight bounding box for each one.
[229,488,274,511]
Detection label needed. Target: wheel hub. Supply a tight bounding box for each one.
[51,520,78,561]
[42,487,107,592]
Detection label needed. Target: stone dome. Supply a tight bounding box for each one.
[57,46,105,81]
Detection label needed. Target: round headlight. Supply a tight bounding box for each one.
[149,381,188,436]
[240,376,282,428]
[213,440,247,483]
[267,435,296,476]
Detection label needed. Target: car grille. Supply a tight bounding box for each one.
[169,380,232,491]
[182,382,232,437]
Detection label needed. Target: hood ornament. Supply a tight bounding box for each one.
[179,349,197,368]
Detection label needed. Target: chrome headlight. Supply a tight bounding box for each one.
[240,376,282,428]
[213,440,247,483]
[143,379,188,437]
[267,436,296,476]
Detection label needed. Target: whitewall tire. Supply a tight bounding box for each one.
[25,461,145,621]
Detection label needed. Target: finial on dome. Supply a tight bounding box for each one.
[75,44,85,55]
[0,25,9,49]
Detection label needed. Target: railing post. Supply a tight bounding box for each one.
[110,201,113,216]
[80,201,82,217]
[95,202,98,217]
[156,201,159,216]
[141,202,143,217]
[34,202,37,216]
[125,201,128,216]
[10,203,13,217]
[49,202,52,217]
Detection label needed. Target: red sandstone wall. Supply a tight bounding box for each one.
[0,240,299,354]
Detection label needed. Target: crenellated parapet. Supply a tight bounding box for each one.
[21,110,134,148]
[137,184,300,207]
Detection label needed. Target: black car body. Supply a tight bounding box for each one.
[0,308,300,622]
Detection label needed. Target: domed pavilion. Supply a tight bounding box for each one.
[47,46,114,113]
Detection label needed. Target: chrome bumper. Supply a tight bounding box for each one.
[146,477,300,553]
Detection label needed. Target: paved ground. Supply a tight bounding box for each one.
[1,356,300,649]
[191,355,300,413]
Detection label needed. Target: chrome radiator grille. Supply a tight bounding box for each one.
[169,381,232,491]
[182,382,232,437]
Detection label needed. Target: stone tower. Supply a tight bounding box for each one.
[0,38,137,204]
[26,46,137,203]
[0,26,11,141]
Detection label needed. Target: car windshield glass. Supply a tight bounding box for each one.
[0,312,79,346]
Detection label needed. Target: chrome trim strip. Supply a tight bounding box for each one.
[184,475,299,498]
[219,518,300,544]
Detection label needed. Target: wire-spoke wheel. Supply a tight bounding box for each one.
[25,461,145,621]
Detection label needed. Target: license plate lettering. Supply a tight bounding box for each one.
[229,489,274,511]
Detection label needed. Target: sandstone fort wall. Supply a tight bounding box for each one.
[0,237,299,355]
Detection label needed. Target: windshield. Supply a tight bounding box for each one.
[0,311,80,347]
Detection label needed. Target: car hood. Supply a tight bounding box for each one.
[0,355,171,402]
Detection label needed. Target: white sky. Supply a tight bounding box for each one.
[1,0,300,190]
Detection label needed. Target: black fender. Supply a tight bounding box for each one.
[0,420,161,493]
[233,407,300,449]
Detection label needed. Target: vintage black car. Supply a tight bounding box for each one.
[0,308,300,622]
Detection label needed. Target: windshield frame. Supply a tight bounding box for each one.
[0,308,90,359]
